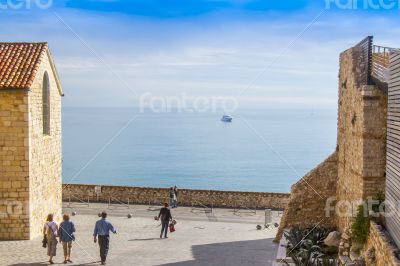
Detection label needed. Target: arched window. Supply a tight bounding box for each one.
[42,71,50,135]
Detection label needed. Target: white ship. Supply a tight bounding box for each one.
[221,114,233,122]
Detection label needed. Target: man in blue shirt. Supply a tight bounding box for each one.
[93,212,116,265]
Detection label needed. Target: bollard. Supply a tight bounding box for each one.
[265,209,272,226]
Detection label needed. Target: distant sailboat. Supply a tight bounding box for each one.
[221,114,233,122]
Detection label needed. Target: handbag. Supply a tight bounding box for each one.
[42,235,47,248]
[169,223,176,233]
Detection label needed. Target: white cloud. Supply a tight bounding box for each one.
[0,7,398,108]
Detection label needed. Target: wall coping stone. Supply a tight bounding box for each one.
[63,183,290,197]
[62,183,291,210]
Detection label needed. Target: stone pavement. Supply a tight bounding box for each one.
[0,203,282,266]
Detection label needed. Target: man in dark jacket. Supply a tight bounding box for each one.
[158,203,172,238]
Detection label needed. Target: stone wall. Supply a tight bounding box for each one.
[28,52,63,239]
[365,222,400,266]
[336,47,387,231]
[0,91,30,240]
[63,184,290,210]
[0,52,62,240]
[274,46,387,242]
[336,47,366,229]
[274,152,338,242]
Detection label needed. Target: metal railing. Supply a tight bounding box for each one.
[354,36,397,87]
[147,197,168,211]
[189,191,214,213]
[355,36,373,85]
[233,200,257,215]
[66,194,90,207]
[190,199,213,213]
[372,45,393,84]
[373,45,393,58]
[108,195,130,209]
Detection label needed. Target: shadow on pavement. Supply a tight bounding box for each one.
[158,238,277,266]
[128,237,161,241]
[9,261,100,266]
[8,263,47,266]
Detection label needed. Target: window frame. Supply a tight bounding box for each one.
[42,71,50,135]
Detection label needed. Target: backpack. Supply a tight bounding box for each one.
[46,222,55,241]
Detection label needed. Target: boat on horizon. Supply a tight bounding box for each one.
[221,114,233,122]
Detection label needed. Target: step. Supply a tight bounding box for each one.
[275,230,294,264]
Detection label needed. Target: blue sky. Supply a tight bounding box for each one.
[1,0,399,109]
[64,0,311,17]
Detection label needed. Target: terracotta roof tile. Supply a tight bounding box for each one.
[0,42,48,90]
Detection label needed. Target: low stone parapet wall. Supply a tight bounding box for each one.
[365,221,400,266]
[62,184,290,210]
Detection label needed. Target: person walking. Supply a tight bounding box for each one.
[44,214,59,264]
[59,213,75,264]
[93,212,117,265]
[169,187,175,208]
[158,203,172,238]
[173,185,179,208]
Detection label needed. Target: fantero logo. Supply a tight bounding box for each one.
[325,0,400,10]
[139,93,238,113]
[0,0,53,10]
[0,200,24,218]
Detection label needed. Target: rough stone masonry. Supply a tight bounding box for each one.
[0,43,63,240]
[275,45,387,241]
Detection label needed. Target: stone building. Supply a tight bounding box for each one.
[275,37,389,242]
[0,43,63,240]
[274,37,400,265]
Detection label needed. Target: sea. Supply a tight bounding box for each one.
[62,108,337,193]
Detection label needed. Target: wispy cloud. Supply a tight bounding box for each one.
[0,4,398,108]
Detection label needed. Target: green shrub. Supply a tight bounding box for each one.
[285,226,306,250]
[352,205,370,245]
[284,225,333,251]
[283,226,339,266]
[371,191,385,213]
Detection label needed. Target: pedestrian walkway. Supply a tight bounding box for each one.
[0,203,282,266]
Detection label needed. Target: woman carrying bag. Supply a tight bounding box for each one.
[43,214,59,264]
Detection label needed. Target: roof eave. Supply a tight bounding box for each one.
[46,49,64,97]
[0,87,30,93]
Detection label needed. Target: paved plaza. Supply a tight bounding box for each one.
[0,203,282,266]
